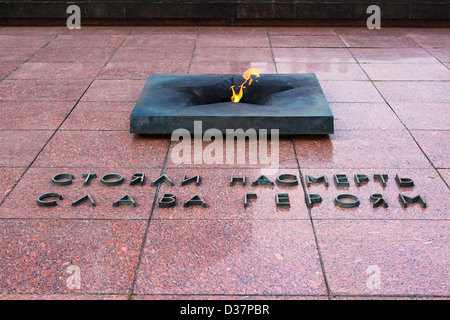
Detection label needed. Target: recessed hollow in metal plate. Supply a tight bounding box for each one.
[130,73,334,135]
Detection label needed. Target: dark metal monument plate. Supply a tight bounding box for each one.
[130,73,334,135]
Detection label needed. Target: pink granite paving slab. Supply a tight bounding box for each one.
[0,25,447,302]
[332,296,450,300]
[0,167,24,203]
[7,62,103,80]
[60,102,130,131]
[270,35,345,48]
[314,220,449,296]
[320,81,385,103]
[303,169,449,220]
[339,35,420,48]
[330,103,403,130]
[110,47,194,64]
[0,35,54,49]
[428,48,450,63]
[360,63,450,81]
[199,27,267,35]
[29,46,116,63]
[0,80,91,101]
[0,130,53,167]
[268,27,336,36]
[273,48,355,63]
[81,79,146,102]
[374,81,450,103]
[351,47,440,64]
[0,27,64,36]
[63,26,133,35]
[133,295,327,300]
[166,137,297,169]
[335,28,420,48]
[122,35,197,48]
[0,294,127,300]
[410,35,450,49]
[62,100,135,113]
[438,169,450,187]
[193,47,273,63]
[32,131,169,168]
[134,219,326,295]
[336,28,405,37]
[98,61,189,80]
[0,47,41,62]
[276,63,368,81]
[196,33,270,48]
[0,168,160,219]
[48,35,126,48]
[391,103,450,130]
[400,29,450,49]
[294,130,430,169]
[0,101,74,130]
[0,62,19,79]
[399,28,450,38]
[189,61,276,74]
[132,26,198,36]
[152,168,309,220]
[411,130,450,168]
[0,219,146,294]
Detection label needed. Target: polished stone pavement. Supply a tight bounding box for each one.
[0,26,448,300]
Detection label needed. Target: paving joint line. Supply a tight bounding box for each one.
[291,138,332,299]
[128,139,172,299]
[187,27,200,74]
[267,28,278,74]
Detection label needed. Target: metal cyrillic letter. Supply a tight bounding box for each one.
[113,194,136,207]
[334,174,350,187]
[304,175,328,187]
[183,195,207,208]
[398,194,426,208]
[158,193,176,208]
[72,194,95,207]
[82,173,97,186]
[101,174,124,186]
[52,173,75,186]
[151,174,174,186]
[395,174,414,188]
[37,193,63,207]
[370,194,388,208]
[230,174,246,186]
[130,173,145,186]
[252,175,274,187]
[373,174,388,187]
[354,174,369,187]
[181,175,201,186]
[275,193,290,208]
[244,193,257,208]
[276,174,298,187]
[334,194,360,208]
[305,193,322,208]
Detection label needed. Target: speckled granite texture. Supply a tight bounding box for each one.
[0,26,448,300]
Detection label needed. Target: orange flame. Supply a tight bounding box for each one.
[230,68,261,103]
